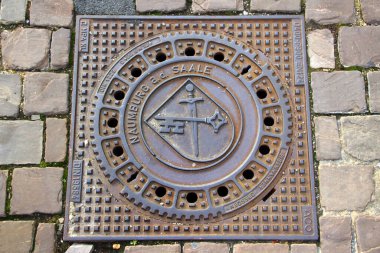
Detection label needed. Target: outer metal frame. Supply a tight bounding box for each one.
[64,15,318,242]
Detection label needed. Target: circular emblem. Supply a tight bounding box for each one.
[143,78,236,165]
[92,32,293,221]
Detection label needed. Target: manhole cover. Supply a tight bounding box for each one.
[64,16,318,241]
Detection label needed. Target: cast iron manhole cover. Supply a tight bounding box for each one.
[64,16,318,241]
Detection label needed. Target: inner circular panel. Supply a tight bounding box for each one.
[123,61,260,186]
[142,76,237,164]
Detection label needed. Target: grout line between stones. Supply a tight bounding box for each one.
[30,220,38,253]
[354,0,366,26]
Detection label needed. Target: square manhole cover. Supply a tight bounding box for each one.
[64,16,318,241]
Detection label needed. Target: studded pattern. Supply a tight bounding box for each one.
[65,16,317,241]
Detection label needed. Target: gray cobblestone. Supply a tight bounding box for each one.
[0,0,27,24]
[291,244,317,253]
[11,167,63,215]
[45,118,67,162]
[314,116,341,160]
[34,223,56,253]
[0,120,43,165]
[184,242,229,253]
[192,0,244,13]
[23,72,69,116]
[311,71,366,113]
[136,0,186,12]
[30,0,74,27]
[124,244,181,253]
[250,0,301,12]
[361,0,380,25]
[307,29,335,69]
[341,116,380,161]
[233,243,288,253]
[320,216,351,253]
[368,71,380,113]
[356,216,380,253]
[0,221,34,253]
[319,163,374,211]
[1,28,51,70]
[51,28,71,69]
[0,170,7,217]
[0,74,22,117]
[339,26,380,68]
[74,0,135,15]
[66,244,94,253]
[305,0,355,24]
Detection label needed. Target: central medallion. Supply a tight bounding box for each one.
[145,78,233,163]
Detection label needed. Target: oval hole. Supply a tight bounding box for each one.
[241,65,251,75]
[155,186,167,197]
[185,47,195,56]
[107,118,118,128]
[155,52,167,62]
[217,186,229,197]
[264,116,275,126]
[259,145,270,155]
[131,67,142,77]
[242,169,254,180]
[256,89,267,99]
[213,52,225,62]
[112,146,124,157]
[113,90,125,100]
[186,192,198,203]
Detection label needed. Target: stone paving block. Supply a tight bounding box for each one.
[361,0,380,25]
[251,0,301,12]
[45,118,67,162]
[34,223,56,253]
[0,120,43,165]
[341,116,380,161]
[368,72,380,113]
[291,244,317,253]
[30,0,73,27]
[66,244,94,253]
[356,216,380,253]
[74,0,135,15]
[11,167,63,215]
[0,0,27,24]
[311,71,366,113]
[51,28,71,69]
[305,0,355,24]
[136,0,186,12]
[1,28,51,70]
[0,170,8,217]
[319,163,374,211]
[0,221,34,253]
[23,72,69,116]
[233,243,289,253]
[320,216,351,253]
[192,0,244,13]
[314,116,341,160]
[184,242,229,253]
[0,74,22,117]
[339,26,380,68]
[124,244,181,253]
[307,29,335,69]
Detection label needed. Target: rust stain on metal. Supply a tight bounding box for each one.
[64,16,318,241]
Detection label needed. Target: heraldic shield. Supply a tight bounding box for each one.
[145,79,234,163]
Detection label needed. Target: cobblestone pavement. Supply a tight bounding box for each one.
[0,0,379,252]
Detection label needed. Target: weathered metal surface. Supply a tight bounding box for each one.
[64,16,318,241]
